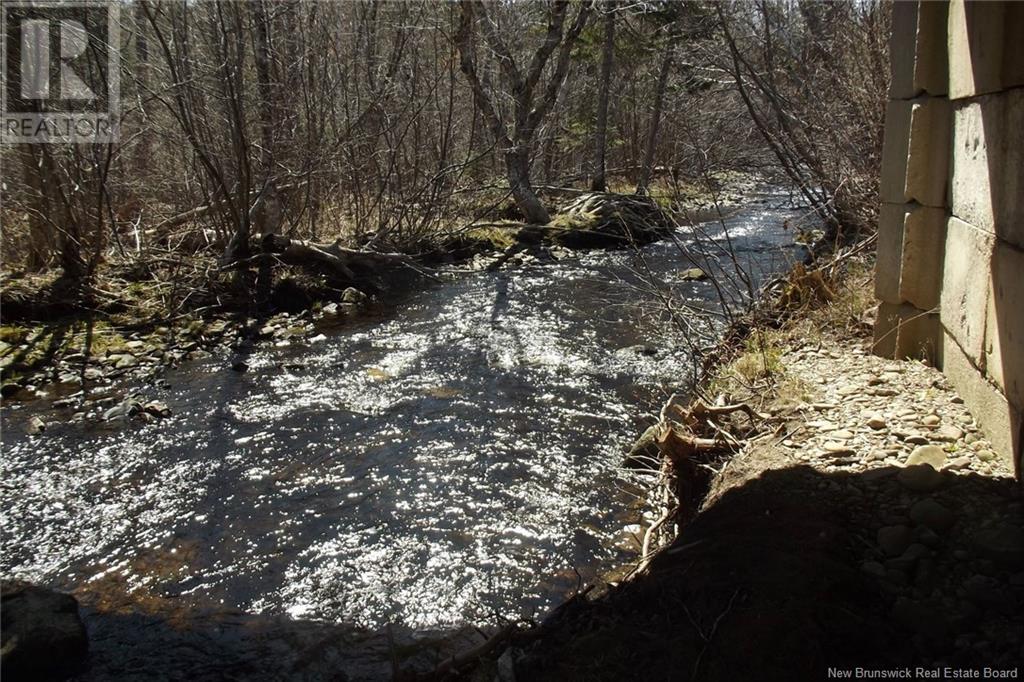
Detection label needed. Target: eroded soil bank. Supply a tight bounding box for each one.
[512,273,1023,681]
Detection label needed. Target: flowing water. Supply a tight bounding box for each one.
[1,194,806,679]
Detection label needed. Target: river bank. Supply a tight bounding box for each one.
[0,176,769,403]
[508,264,1024,681]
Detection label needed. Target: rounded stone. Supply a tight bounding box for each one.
[910,498,956,532]
[906,445,947,468]
[878,525,914,557]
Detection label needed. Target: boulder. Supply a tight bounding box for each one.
[0,581,88,681]
[26,417,45,435]
[142,401,172,419]
[1,383,23,399]
[341,287,367,305]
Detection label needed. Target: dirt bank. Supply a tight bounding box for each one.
[510,267,1024,681]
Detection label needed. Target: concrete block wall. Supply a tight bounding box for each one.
[874,1,1023,478]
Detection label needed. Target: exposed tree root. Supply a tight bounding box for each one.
[638,395,768,569]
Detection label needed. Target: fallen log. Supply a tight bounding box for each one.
[261,234,414,281]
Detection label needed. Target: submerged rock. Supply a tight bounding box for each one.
[26,416,45,435]
[341,287,368,305]
[909,498,955,532]
[973,524,1024,569]
[142,401,172,419]
[0,581,88,681]
[680,267,707,281]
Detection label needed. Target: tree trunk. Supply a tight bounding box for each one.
[505,147,550,224]
[636,28,675,196]
[591,7,615,192]
[20,145,54,270]
[252,0,279,310]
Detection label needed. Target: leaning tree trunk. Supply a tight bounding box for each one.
[505,147,550,224]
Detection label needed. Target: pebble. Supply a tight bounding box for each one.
[906,445,946,469]
[922,415,941,427]
[934,425,964,442]
[866,414,887,430]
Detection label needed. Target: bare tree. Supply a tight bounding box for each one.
[455,0,592,223]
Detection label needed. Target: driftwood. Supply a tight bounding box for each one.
[261,234,414,281]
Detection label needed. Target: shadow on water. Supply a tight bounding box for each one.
[72,601,481,681]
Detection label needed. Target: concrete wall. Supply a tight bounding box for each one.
[874,1,1024,478]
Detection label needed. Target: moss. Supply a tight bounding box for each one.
[0,325,29,344]
[548,210,599,232]
[465,225,519,250]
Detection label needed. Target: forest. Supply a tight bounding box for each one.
[2,0,887,326]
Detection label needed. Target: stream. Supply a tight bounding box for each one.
[1,193,806,679]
